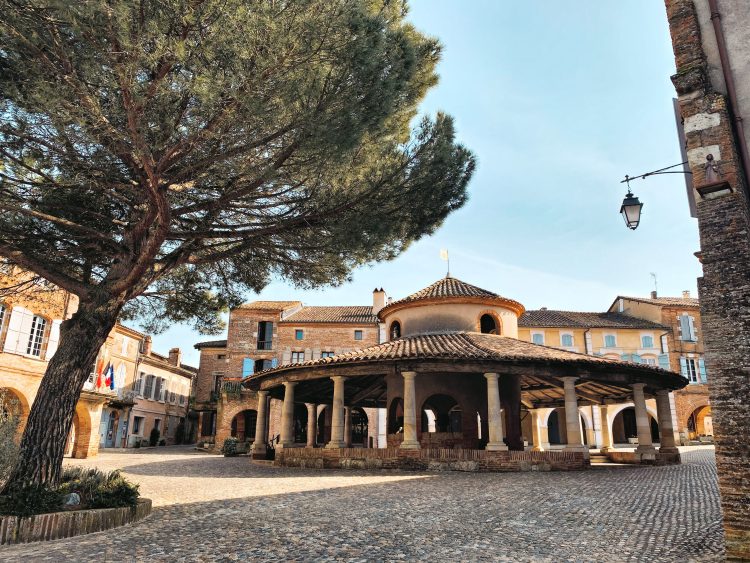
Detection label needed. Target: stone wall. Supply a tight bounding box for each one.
[665,0,750,557]
[275,447,588,472]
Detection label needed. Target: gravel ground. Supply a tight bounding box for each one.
[0,446,723,562]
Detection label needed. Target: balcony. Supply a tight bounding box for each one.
[256,340,273,351]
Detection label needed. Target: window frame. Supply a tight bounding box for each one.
[26,315,47,357]
[641,334,655,349]
[531,331,545,345]
[354,330,364,341]
[560,333,574,347]
[294,329,304,341]
[321,351,335,359]
[291,351,305,364]
[603,333,617,348]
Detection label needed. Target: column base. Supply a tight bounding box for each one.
[325,441,346,449]
[600,446,611,453]
[659,446,679,454]
[399,440,421,450]
[276,441,296,449]
[531,446,544,452]
[636,445,657,454]
[563,445,589,453]
[486,442,509,451]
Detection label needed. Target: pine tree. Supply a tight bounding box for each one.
[0,0,474,487]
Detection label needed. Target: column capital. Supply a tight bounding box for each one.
[483,372,499,381]
[330,375,348,383]
[631,382,646,391]
[257,389,269,398]
[401,371,417,380]
[283,380,297,389]
[655,388,670,397]
[561,376,578,385]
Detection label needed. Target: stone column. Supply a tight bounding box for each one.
[279,382,296,448]
[500,374,523,450]
[306,403,317,448]
[484,373,508,451]
[530,409,548,452]
[599,405,613,452]
[632,383,655,454]
[344,407,353,447]
[326,376,347,448]
[251,390,269,458]
[655,390,679,453]
[562,377,587,452]
[400,371,420,449]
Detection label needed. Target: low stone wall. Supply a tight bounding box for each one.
[605,450,681,466]
[0,498,152,545]
[275,447,588,472]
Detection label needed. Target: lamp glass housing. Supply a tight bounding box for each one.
[620,192,643,230]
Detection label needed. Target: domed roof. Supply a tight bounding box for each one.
[377,276,525,318]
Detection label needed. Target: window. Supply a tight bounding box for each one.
[121,336,129,355]
[560,334,574,347]
[604,334,617,348]
[154,419,161,432]
[242,358,254,378]
[641,335,654,348]
[643,357,657,366]
[479,314,498,335]
[0,304,5,332]
[321,351,335,359]
[144,374,154,399]
[217,354,226,360]
[154,377,164,401]
[135,372,145,396]
[679,314,697,342]
[179,393,186,406]
[133,416,144,435]
[682,357,698,383]
[291,351,304,363]
[531,332,544,345]
[257,321,274,350]
[390,321,401,340]
[26,315,47,357]
[295,329,304,340]
[354,330,363,341]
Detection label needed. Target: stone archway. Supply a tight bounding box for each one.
[687,405,712,439]
[611,406,660,445]
[70,402,96,458]
[0,387,31,437]
[545,407,588,446]
[293,403,308,444]
[230,409,258,443]
[350,407,369,446]
[420,394,463,448]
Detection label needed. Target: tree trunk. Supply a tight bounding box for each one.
[2,296,124,491]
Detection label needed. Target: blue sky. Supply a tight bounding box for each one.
[150,1,702,366]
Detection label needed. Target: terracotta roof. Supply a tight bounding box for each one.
[280,306,378,324]
[237,300,302,311]
[194,339,227,349]
[379,276,524,316]
[619,295,700,308]
[520,310,667,330]
[250,332,673,376]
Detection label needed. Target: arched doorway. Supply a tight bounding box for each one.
[421,394,462,433]
[612,407,659,445]
[293,403,307,444]
[547,408,588,446]
[388,397,404,434]
[0,387,30,437]
[350,407,369,446]
[317,407,331,445]
[480,314,500,335]
[230,409,258,442]
[100,409,120,448]
[687,405,712,439]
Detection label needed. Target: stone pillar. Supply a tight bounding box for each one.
[326,376,347,448]
[484,373,508,451]
[599,405,613,452]
[400,371,420,449]
[655,390,679,453]
[344,406,353,447]
[562,377,587,452]
[306,403,317,448]
[632,383,655,454]
[279,382,296,448]
[252,390,269,457]
[530,409,548,452]
[500,374,523,450]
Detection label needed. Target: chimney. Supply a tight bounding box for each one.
[142,335,152,356]
[682,290,691,298]
[372,288,387,315]
[540,307,548,311]
[650,290,657,299]
[168,347,182,367]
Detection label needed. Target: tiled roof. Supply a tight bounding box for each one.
[519,310,667,329]
[280,306,378,324]
[194,339,227,349]
[380,276,524,314]
[250,332,670,374]
[620,295,700,308]
[237,300,302,311]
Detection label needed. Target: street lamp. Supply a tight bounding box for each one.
[620,178,643,230]
[618,161,691,230]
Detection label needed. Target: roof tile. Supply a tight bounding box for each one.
[280,306,378,324]
[519,310,667,329]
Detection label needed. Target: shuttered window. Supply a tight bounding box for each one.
[531,333,544,345]
[698,358,708,383]
[604,334,617,348]
[561,334,574,347]
[242,358,254,378]
[679,314,696,341]
[641,335,654,348]
[26,315,47,357]
[658,354,670,370]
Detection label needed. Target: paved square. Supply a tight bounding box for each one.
[0,447,723,561]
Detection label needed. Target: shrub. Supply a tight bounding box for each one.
[0,482,64,517]
[158,439,166,446]
[222,437,239,457]
[0,390,21,489]
[149,428,160,447]
[59,467,139,509]
[134,440,141,448]
[174,422,185,445]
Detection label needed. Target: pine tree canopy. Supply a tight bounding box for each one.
[0,0,475,332]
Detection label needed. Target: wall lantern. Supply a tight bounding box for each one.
[620,177,643,230]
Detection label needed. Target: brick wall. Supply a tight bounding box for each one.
[194,346,228,404]
[666,0,750,556]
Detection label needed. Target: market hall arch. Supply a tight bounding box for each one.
[611,406,660,445]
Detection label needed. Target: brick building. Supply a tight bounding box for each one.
[664,1,750,556]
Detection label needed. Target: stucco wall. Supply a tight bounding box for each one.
[383,303,519,338]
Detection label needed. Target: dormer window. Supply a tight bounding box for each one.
[480,314,498,335]
[390,321,401,340]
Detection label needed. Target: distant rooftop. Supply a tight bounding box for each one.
[280,306,378,325]
[237,300,302,311]
[520,310,667,330]
[194,339,227,349]
[619,295,700,308]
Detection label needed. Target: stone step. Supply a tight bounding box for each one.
[589,455,610,464]
[252,459,274,466]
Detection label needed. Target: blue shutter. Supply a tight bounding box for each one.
[679,357,688,379]
[620,353,631,362]
[631,353,642,364]
[658,354,670,370]
[698,358,707,383]
[242,358,254,378]
[679,315,692,341]
[271,357,278,368]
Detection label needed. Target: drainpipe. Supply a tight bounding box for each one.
[707,0,750,200]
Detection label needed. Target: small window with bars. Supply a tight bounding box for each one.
[26,315,47,357]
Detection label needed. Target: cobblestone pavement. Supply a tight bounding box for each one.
[0,447,723,562]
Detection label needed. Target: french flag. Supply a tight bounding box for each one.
[104,364,115,390]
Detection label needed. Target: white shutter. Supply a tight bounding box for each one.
[4,307,34,354]
[45,319,62,360]
[160,378,166,402]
